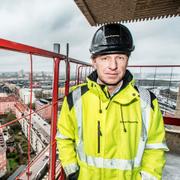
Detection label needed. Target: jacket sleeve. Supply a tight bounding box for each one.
[141,98,169,180]
[56,97,79,177]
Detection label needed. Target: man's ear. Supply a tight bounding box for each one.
[91,58,97,69]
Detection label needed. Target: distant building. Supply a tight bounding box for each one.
[42,89,52,99]
[35,99,52,122]
[0,126,7,178]
[4,83,17,93]
[0,95,17,114]
[15,102,47,153]
[59,87,65,97]
[15,102,27,120]
[0,93,7,97]
[19,88,36,104]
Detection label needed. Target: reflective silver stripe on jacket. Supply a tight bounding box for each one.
[134,87,150,167]
[78,151,134,169]
[56,131,70,140]
[141,170,158,180]
[64,163,79,176]
[73,86,151,170]
[146,142,169,151]
[72,87,83,144]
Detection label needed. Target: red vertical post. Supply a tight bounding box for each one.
[65,43,70,96]
[75,64,79,85]
[80,66,83,83]
[139,67,142,86]
[49,57,60,180]
[27,54,33,179]
[167,67,173,103]
[49,43,61,180]
[77,65,83,85]
[65,62,70,96]
[85,66,87,79]
[152,67,157,89]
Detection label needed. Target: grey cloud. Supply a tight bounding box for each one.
[0,0,179,72]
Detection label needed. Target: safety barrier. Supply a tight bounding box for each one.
[0,39,91,180]
[0,39,180,180]
[128,65,180,123]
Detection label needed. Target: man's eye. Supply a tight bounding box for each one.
[101,57,108,61]
[117,56,125,60]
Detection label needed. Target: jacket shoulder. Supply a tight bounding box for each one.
[135,86,156,111]
[148,90,157,111]
[66,84,89,110]
[70,83,86,91]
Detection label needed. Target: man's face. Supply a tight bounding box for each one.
[92,54,128,86]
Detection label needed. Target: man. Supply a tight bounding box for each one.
[56,24,168,180]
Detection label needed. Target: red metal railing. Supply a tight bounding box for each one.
[0,38,180,180]
[49,57,60,179]
[0,38,64,180]
[128,65,180,125]
[27,54,33,178]
[0,38,91,180]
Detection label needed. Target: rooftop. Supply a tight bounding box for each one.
[0,95,17,102]
[74,0,180,26]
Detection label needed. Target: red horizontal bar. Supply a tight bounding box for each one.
[164,116,180,126]
[69,57,91,66]
[128,65,180,68]
[0,38,65,59]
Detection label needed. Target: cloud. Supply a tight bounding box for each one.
[0,0,179,72]
[127,18,180,65]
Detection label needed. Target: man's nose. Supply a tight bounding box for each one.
[108,58,117,70]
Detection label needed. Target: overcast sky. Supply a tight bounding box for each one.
[0,0,180,72]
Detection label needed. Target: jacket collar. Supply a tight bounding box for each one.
[87,70,139,104]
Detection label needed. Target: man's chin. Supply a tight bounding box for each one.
[105,83,120,86]
[101,80,121,86]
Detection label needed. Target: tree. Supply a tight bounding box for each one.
[27,102,36,110]
[6,111,21,133]
[6,111,16,122]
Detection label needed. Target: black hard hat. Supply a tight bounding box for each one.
[90,24,135,56]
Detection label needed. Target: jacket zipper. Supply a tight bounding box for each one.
[97,121,102,153]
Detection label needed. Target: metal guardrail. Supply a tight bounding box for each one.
[0,38,180,180]
[128,65,180,121]
[0,38,91,180]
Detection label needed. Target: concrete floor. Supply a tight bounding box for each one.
[163,153,180,180]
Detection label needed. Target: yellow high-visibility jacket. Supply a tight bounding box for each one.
[56,70,168,180]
